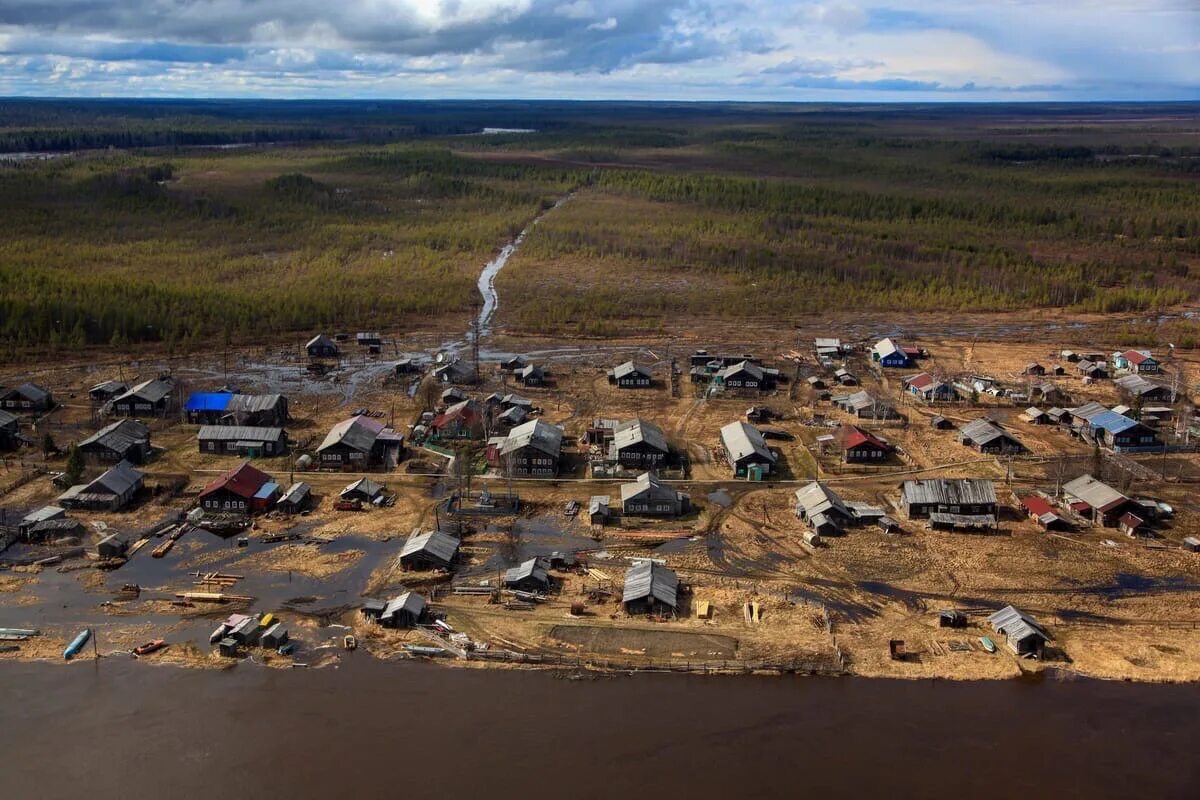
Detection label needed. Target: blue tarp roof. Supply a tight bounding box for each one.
[1088,410,1138,435]
[185,391,234,412]
[254,481,280,500]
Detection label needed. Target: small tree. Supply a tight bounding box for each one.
[41,432,57,458]
[64,445,84,485]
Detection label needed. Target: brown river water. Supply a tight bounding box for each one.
[3,659,1199,799]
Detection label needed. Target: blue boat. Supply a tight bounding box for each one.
[979,636,997,654]
[63,629,91,660]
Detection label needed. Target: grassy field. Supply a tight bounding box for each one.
[2,101,1199,357]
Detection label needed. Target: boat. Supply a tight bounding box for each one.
[133,639,167,656]
[63,628,91,660]
[0,628,40,638]
[979,636,997,654]
[209,624,229,644]
[259,613,275,628]
[342,634,358,651]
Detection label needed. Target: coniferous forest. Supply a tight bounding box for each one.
[1,100,1198,355]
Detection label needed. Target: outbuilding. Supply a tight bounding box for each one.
[622,561,679,616]
[78,419,152,465]
[503,557,552,592]
[988,606,1050,657]
[379,592,427,628]
[399,529,459,570]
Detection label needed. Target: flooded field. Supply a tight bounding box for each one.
[2,660,1199,800]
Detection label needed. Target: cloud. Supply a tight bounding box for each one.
[0,0,1193,99]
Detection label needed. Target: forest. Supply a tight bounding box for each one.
[0,100,1197,354]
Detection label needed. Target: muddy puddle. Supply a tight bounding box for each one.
[459,517,597,578]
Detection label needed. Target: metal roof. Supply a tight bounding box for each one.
[1062,474,1129,513]
[620,472,681,504]
[1114,374,1169,398]
[116,378,174,405]
[500,419,563,458]
[4,382,50,403]
[794,482,852,521]
[504,557,550,586]
[959,418,1020,447]
[0,409,16,428]
[401,530,459,564]
[318,415,385,453]
[589,496,610,515]
[227,394,286,415]
[89,379,126,395]
[611,418,668,455]
[834,390,895,416]
[185,391,233,412]
[199,461,273,500]
[198,425,285,443]
[872,338,904,360]
[307,334,336,349]
[720,421,775,464]
[381,592,426,621]
[78,419,149,453]
[988,605,1050,649]
[88,460,144,496]
[902,479,997,507]
[718,360,764,381]
[611,361,652,380]
[278,482,310,505]
[1085,410,1139,435]
[21,505,65,525]
[622,560,679,608]
[342,477,384,499]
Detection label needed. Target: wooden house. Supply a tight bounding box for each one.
[306,334,338,358]
[871,338,913,369]
[901,479,997,526]
[0,410,21,450]
[58,461,144,511]
[111,377,175,417]
[621,472,689,517]
[0,383,53,413]
[1113,349,1160,374]
[78,419,151,465]
[514,364,546,386]
[399,529,459,571]
[277,481,311,514]
[838,424,891,463]
[1019,495,1068,530]
[988,606,1050,657]
[504,557,552,592]
[622,561,679,616]
[958,418,1023,454]
[431,399,484,440]
[378,592,427,628]
[719,421,776,479]
[1062,474,1139,527]
[717,361,775,391]
[88,380,127,403]
[198,425,288,458]
[608,361,653,388]
[609,418,670,470]
[489,420,563,477]
[317,416,404,470]
[197,461,281,515]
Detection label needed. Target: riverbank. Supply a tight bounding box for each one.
[3,658,1199,800]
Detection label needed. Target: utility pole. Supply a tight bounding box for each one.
[470,300,482,386]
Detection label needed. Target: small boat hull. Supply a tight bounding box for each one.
[63,629,91,660]
[980,636,997,654]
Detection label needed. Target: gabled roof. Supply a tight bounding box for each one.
[720,421,775,463]
[718,360,764,381]
[88,460,144,496]
[226,394,286,415]
[4,382,50,403]
[872,338,905,360]
[89,379,126,396]
[988,605,1050,643]
[612,418,669,454]
[841,424,889,451]
[0,409,17,428]
[198,425,285,443]
[432,399,481,430]
[1120,349,1155,365]
[1062,474,1129,513]
[199,461,273,501]
[959,418,1020,447]
[504,557,550,586]
[185,391,234,412]
[78,419,149,452]
[342,477,384,499]
[902,479,997,507]
[1114,374,1169,398]
[620,472,680,504]
[115,378,174,405]
[794,482,852,521]
[381,592,426,621]
[622,560,679,607]
[611,361,652,380]
[904,372,935,390]
[307,334,336,349]
[278,481,310,506]
[500,419,563,458]
[400,530,459,565]
[318,415,385,453]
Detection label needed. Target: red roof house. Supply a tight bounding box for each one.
[198,461,280,514]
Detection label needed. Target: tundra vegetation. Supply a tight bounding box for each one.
[1,100,1198,358]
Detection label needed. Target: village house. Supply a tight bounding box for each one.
[871,338,915,368]
[588,495,610,525]
[504,557,552,592]
[1114,374,1173,404]
[490,419,564,477]
[608,361,653,388]
[495,405,528,431]
[78,419,152,465]
[717,360,777,392]
[399,529,459,571]
[958,418,1024,454]
[901,479,998,528]
[198,425,288,458]
[814,338,844,359]
[341,478,386,504]
[621,472,689,517]
[1062,474,1139,527]
[609,418,671,470]
[88,380,127,404]
[1069,402,1160,451]
[622,560,679,616]
[431,399,485,440]
[903,372,958,402]
[1112,349,1160,374]
[317,415,404,470]
[355,332,382,348]
[719,421,777,479]
[376,592,427,628]
[1022,407,1051,425]
[515,364,546,387]
[276,481,311,514]
[833,368,858,386]
[833,390,900,420]
[794,482,855,536]
[306,334,338,359]
[1023,363,1046,376]
[838,424,892,463]
[1076,359,1107,380]
[0,410,21,450]
[988,606,1050,657]
[1030,382,1067,405]
[197,461,281,515]
[499,355,527,372]
[111,377,175,417]
[433,359,476,385]
[185,392,289,426]
[0,382,53,413]
[58,460,144,511]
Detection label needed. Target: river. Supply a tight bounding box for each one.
[2,659,1198,799]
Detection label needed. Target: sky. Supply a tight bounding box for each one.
[0,1,1196,101]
